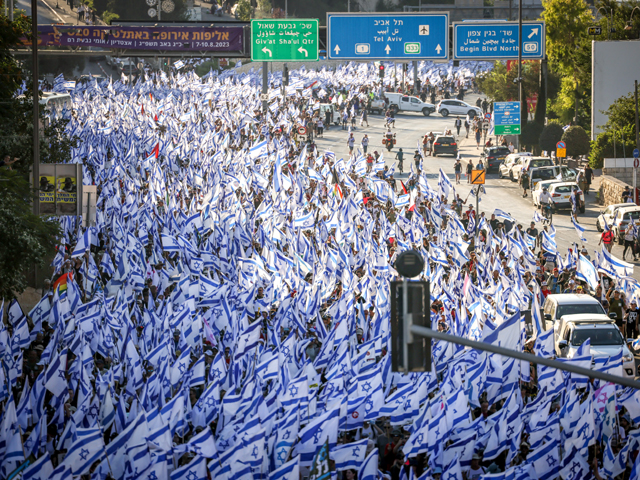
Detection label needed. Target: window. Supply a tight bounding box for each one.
[411,98,420,104]
[563,327,571,342]
[401,97,409,102]
[555,186,571,194]
[571,328,624,346]
[556,303,606,318]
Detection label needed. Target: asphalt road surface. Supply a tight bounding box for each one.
[314,92,640,283]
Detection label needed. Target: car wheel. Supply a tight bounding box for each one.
[422,108,431,116]
[440,109,449,117]
[509,171,514,182]
[498,169,503,179]
[468,110,476,118]
[596,220,603,232]
[433,153,437,157]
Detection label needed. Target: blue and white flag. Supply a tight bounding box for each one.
[269,456,300,480]
[61,427,105,475]
[330,439,368,471]
[358,448,378,480]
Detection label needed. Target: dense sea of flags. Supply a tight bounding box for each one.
[2,60,640,480]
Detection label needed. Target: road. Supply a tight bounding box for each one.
[16,0,78,24]
[314,92,640,282]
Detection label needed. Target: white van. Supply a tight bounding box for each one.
[383,92,435,116]
[542,293,606,331]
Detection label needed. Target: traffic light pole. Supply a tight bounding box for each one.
[409,324,640,390]
[262,62,268,115]
[32,0,40,216]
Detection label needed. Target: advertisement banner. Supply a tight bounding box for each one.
[57,175,77,213]
[32,25,244,52]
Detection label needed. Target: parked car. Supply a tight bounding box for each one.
[384,92,435,116]
[555,314,635,378]
[512,156,554,182]
[529,165,577,190]
[432,135,458,157]
[532,180,563,207]
[545,182,585,213]
[436,99,482,118]
[542,293,607,331]
[596,203,633,232]
[481,146,510,172]
[610,205,640,244]
[499,153,528,180]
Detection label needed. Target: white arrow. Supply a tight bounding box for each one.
[334,45,341,55]
[262,47,272,57]
[435,44,442,54]
[384,44,391,54]
[528,28,539,38]
[298,46,308,57]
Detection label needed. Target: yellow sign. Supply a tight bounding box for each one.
[471,169,486,185]
[556,148,566,158]
[39,176,55,203]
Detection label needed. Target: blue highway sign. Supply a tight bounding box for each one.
[327,13,449,60]
[494,101,521,135]
[453,21,545,60]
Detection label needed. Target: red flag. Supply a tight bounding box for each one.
[400,181,408,195]
[147,143,159,159]
[141,104,145,115]
[154,114,158,122]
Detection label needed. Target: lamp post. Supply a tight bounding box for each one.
[624,6,640,35]
[595,6,615,40]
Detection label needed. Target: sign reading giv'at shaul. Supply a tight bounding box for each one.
[251,19,319,62]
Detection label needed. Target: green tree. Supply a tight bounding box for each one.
[542,0,593,129]
[562,125,590,157]
[0,169,60,299]
[235,0,252,20]
[539,122,565,152]
[520,121,544,154]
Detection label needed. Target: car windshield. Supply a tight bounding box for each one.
[555,186,572,194]
[530,159,553,168]
[438,137,454,143]
[571,328,624,346]
[557,303,606,318]
[491,148,510,155]
[533,169,558,180]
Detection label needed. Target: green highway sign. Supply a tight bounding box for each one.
[493,101,521,135]
[251,19,319,62]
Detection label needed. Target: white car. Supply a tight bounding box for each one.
[384,92,435,116]
[545,182,584,211]
[367,95,386,115]
[542,293,607,330]
[532,180,563,207]
[498,153,531,181]
[596,203,632,232]
[555,314,636,378]
[436,99,482,118]
[610,205,640,245]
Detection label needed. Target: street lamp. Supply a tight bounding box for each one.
[624,6,640,31]
[595,6,615,40]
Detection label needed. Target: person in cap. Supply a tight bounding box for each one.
[469,454,486,480]
[581,247,590,261]
[547,267,563,294]
[624,300,639,339]
[541,281,551,299]
[431,466,442,480]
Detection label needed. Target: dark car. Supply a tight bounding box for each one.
[482,146,510,172]
[433,135,458,157]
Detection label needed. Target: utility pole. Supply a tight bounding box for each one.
[516,0,522,150]
[32,0,40,216]
[262,62,268,115]
[413,60,418,95]
[634,80,639,203]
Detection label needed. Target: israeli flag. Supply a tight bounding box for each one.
[576,254,599,290]
[571,215,587,243]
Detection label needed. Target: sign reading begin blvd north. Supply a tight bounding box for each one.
[494,101,521,135]
[453,21,545,60]
[251,19,319,62]
[327,13,449,60]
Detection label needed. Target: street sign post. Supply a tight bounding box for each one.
[251,19,319,62]
[634,149,639,203]
[453,21,545,60]
[634,148,640,159]
[471,170,486,185]
[588,25,602,36]
[327,13,449,60]
[556,140,566,158]
[493,101,521,135]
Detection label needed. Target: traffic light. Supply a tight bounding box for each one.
[283,65,289,86]
[378,64,385,79]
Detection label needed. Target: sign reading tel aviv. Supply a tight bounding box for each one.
[327,13,449,60]
[453,21,545,60]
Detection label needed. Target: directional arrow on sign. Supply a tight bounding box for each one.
[298,46,308,57]
[334,45,340,54]
[528,28,538,38]
[262,47,272,57]
[384,45,391,54]
[435,44,442,54]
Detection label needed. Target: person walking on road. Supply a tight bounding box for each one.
[360,108,369,127]
[395,148,404,173]
[454,116,462,136]
[599,226,614,252]
[520,168,530,197]
[414,150,421,172]
[361,134,369,154]
[464,118,470,138]
[475,127,482,149]
[570,186,581,222]
[454,158,462,184]
[347,133,355,154]
[466,159,473,183]
[623,221,638,261]
[584,165,593,195]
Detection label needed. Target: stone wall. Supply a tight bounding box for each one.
[598,175,631,206]
[602,158,639,186]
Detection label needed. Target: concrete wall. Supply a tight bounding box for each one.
[602,158,640,187]
[598,175,630,206]
[591,40,640,140]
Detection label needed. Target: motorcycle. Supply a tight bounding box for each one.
[383,133,396,152]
